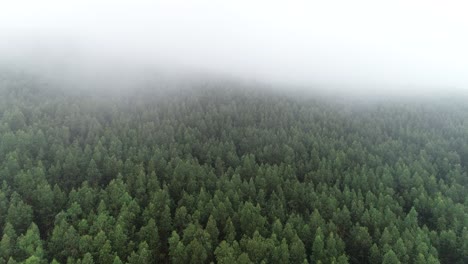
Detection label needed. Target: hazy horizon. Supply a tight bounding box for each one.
[1,1,467,94]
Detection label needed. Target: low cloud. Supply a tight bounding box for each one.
[0,1,467,94]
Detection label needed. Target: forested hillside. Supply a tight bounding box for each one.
[0,75,467,264]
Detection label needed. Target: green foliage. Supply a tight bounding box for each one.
[0,77,466,263]
[312,227,325,263]
[6,193,33,235]
[382,249,401,264]
[127,242,149,264]
[17,223,43,262]
[214,241,238,264]
[168,231,186,264]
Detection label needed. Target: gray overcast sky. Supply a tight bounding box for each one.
[1,0,467,91]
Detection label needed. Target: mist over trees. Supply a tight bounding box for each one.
[0,72,466,264]
[0,1,466,263]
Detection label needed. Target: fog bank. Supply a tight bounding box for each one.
[1,1,467,94]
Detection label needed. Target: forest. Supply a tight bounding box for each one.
[0,73,467,264]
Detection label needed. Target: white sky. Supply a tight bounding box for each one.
[1,0,467,90]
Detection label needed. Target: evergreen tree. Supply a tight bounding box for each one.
[127,242,150,264]
[382,250,401,264]
[311,227,325,263]
[17,223,43,262]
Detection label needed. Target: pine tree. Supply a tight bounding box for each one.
[186,239,208,264]
[86,159,101,186]
[81,253,94,264]
[98,240,114,264]
[0,234,12,262]
[112,256,123,264]
[205,215,219,246]
[17,223,43,261]
[127,242,150,264]
[6,193,33,234]
[214,241,237,264]
[289,234,306,264]
[369,243,381,263]
[111,224,128,259]
[223,218,236,243]
[311,227,325,263]
[382,250,400,264]
[137,218,159,261]
[239,202,266,237]
[168,231,186,264]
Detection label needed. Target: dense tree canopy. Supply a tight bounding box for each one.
[0,74,467,263]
